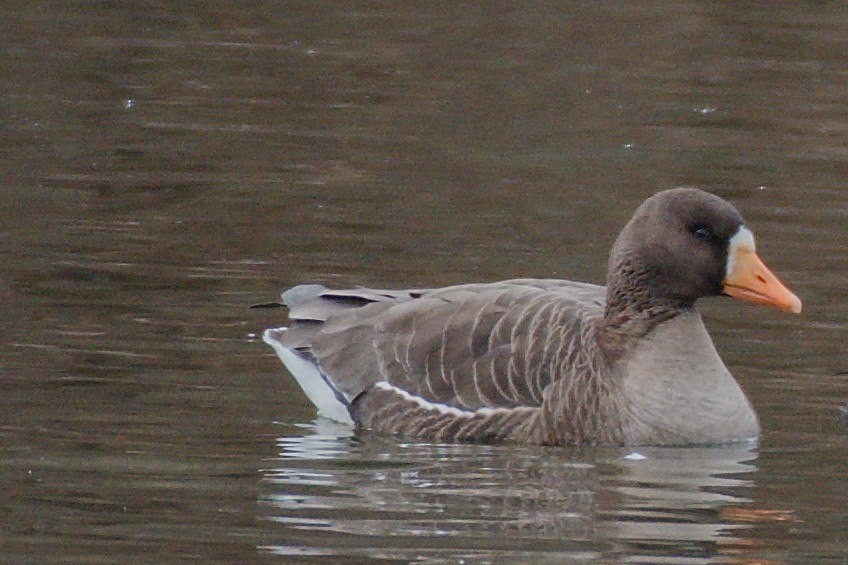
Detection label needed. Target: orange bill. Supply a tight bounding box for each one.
[723,248,802,314]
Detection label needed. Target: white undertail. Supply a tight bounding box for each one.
[262,328,354,425]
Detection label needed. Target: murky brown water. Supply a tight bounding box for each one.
[2,2,846,562]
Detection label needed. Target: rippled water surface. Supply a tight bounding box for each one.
[2,2,847,563]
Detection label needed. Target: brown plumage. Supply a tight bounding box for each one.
[261,188,801,446]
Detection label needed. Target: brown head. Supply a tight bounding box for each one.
[604,188,801,325]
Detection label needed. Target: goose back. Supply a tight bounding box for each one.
[272,279,628,444]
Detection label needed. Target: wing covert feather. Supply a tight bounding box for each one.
[296,280,606,412]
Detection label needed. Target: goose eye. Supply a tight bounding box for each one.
[691,226,712,240]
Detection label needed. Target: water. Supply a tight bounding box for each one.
[2,2,846,562]
[262,422,764,562]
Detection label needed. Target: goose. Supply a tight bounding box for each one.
[258,188,801,446]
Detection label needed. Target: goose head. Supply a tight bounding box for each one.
[604,188,801,326]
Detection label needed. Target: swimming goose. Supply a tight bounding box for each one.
[260,188,801,446]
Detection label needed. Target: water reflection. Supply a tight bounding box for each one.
[260,420,760,562]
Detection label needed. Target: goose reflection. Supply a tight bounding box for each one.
[260,420,761,562]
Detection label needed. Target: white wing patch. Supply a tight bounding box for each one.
[374,381,513,418]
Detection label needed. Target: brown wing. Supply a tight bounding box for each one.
[277,279,606,415]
